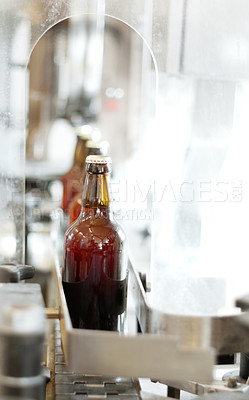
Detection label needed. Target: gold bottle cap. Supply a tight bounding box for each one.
[85,155,112,173]
[86,155,112,164]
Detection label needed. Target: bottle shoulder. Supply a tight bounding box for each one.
[64,213,126,246]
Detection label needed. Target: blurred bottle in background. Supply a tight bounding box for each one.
[61,124,101,212]
[68,139,109,224]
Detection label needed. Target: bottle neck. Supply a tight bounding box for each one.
[81,172,111,216]
[73,138,88,167]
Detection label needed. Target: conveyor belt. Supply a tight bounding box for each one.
[54,323,141,400]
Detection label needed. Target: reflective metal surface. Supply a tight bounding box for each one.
[129,259,249,355]
[0,264,35,282]
[0,284,45,400]
[196,394,249,400]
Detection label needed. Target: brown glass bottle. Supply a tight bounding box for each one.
[62,156,128,331]
[61,127,92,212]
[68,140,109,224]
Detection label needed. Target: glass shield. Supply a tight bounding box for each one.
[150,1,249,316]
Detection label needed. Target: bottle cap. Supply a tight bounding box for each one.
[75,125,101,141]
[85,140,102,149]
[85,155,112,173]
[86,155,112,164]
[86,140,110,156]
[75,125,93,140]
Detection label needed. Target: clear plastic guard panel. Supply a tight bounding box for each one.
[1,0,249,350]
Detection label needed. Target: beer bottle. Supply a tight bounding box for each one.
[61,126,93,212]
[62,156,128,332]
[68,140,109,224]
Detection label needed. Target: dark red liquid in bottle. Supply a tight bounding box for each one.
[62,156,128,331]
